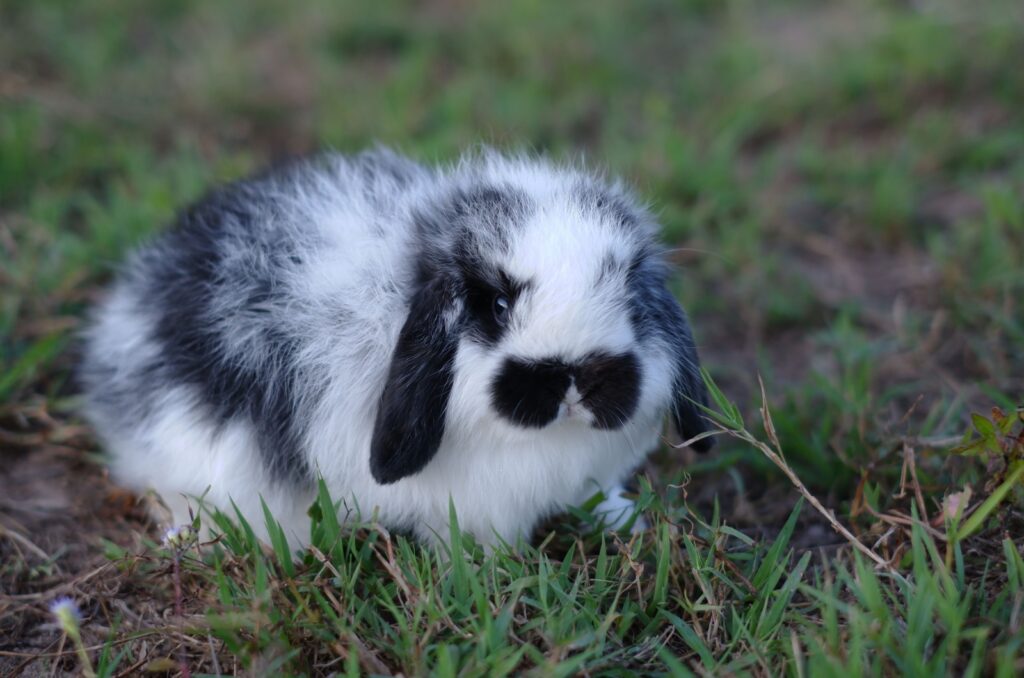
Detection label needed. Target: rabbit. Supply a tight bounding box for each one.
[79,147,714,549]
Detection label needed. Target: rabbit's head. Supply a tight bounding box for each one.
[370,153,712,485]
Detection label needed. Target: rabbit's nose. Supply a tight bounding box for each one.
[563,382,583,406]
[559,382,596,423]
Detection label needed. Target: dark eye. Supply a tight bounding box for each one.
[492,293,511,325]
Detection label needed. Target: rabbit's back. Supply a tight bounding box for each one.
[81,151,430,495]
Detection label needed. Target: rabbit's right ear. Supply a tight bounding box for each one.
[370,274,461,484]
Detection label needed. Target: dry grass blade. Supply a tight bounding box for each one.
[0,522,50,561]
[716,377,894,571]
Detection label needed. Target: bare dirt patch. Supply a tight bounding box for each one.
[0,422,159,675]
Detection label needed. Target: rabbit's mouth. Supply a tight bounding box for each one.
[490,351,641,430]
[557,384,594,425]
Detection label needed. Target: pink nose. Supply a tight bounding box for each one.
[559,384,588,419]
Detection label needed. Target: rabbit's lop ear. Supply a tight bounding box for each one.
[370,274,460,484]
[662,291,715,453]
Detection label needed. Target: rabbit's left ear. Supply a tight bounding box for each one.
[370,274,461,484]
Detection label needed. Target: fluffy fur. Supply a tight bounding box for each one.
[80,148,712,548]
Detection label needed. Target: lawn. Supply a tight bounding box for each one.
[1,0,1023,675]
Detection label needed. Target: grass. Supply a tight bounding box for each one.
[1,0,1022,674]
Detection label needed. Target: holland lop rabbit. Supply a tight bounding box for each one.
[80,148,713,547]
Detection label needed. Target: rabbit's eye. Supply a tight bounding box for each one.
[492,294,511,325]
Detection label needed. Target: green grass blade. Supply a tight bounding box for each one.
[261,496,295,577]
[955,464,1024,541]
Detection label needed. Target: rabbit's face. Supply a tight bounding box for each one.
[448,188,655,434]
[370,167,711,486]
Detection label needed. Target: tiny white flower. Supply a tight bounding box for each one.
[163,526,181,546]
[51,596,95,675]
[163,524,196,549]
[50,597,82,634]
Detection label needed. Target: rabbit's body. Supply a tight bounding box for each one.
[81,149,711,547]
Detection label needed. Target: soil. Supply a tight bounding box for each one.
[0,420,159,676]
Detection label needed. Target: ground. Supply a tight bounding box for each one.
[1,0,1023,675]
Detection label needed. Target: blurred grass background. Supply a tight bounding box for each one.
[2,0,1024,673]
[3,0,1021,493]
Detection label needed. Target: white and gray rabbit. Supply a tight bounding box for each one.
[80,148,713,548]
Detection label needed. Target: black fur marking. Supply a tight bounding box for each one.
[143,178,314,482]
[624,248,662,341]
[575,351,642,430]
[491,352,641,431]
[491,358,572,428]
[461,266,528,346]
[445,184,532,253]
[577,183,639,230]
[450,185,526,224]
[625,252,714,452]
[370,276,460,484]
